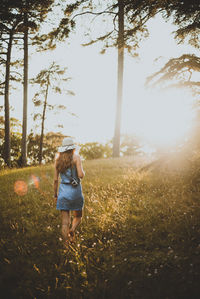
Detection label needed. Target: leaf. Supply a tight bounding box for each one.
[53,86,62,94]
[33,264,40,274]
[4,258,11,264]
[57,105,66,110]
[33,99,42,106]
[47,104,54,110]
[66,90,75,96]
[33,113,42,121]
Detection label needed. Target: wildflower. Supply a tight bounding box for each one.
[147,273,152,277]
[154,269,158,274]
[124,258,127,261]
[112,265,115,268]
[127,281,132,286]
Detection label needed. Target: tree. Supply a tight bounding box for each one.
[120,134,142,156]
[146,0,200,155]
[20,0,55,166]
[0,116,22,167]
[27,131,64,164]
[146,0,200,97]
[30,62,73,164]
[46,0,161,157]
[79,142,112,160]
[146,54,200,96]
[113,0,124,157]
[0,0,23,166]
[0,0,55,167]
[21,0,29,167]
[160,0,200,48]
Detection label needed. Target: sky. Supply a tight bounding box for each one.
[5,13,199,147]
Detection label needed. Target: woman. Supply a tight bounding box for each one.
[54,137,85,244]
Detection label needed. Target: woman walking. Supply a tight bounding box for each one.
[54,137,85,245]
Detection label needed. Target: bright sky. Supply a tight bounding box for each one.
[7,13,199,148]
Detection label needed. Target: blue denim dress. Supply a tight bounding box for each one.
[56,165,84,211]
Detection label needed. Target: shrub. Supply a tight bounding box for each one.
[79,142,112,160]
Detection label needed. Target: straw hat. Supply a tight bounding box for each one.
[58,137,76,152]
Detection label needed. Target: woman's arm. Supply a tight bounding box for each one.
[74,154,85,179]
[54,159,59,198]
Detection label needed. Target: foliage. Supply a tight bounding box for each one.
[146,54,200,96]
[0,157,200,298]
[30,61,74,164]
[0,0,56,166]
[27,131,64,165]
[0,117,64,167]
[55,0,162,55]
[120,134,142,156]
[79,136,142,160]
[0,132,22,168]
[0,117,22,167]
[79,142,112,160]
[160,0,200,48]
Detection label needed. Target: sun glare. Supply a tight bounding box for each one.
[124,88,194,149]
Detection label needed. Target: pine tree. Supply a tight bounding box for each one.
[30,62,73,164]
[46,0,160,157]
[0,0,23,167]
[0,0,55,166]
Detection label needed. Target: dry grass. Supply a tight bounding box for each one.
[0,156,200,298]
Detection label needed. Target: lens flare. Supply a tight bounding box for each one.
[14,180,28,196]
[30,175,40,189]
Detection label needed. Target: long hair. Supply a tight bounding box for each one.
[56,149,74,173]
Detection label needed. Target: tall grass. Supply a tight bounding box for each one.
[0,156,200,298]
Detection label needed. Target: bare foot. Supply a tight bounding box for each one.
[68,230,75,243]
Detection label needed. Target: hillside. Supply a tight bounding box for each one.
[0,156,200,298]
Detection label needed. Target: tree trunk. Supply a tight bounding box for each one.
[113,0,124,157]
[4,30,14,167]
[38,75,50,164]
[21,9,28,166]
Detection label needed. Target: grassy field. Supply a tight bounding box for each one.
[0,156,200,299]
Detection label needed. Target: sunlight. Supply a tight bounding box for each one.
[124,88,195,150]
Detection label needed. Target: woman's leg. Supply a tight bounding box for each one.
[61,210,70,243]
[69,210,82,241]
[71,210,82,232]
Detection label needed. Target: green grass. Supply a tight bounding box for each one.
[0,157,200,298]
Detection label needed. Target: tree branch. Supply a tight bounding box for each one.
[72,9,116,20]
